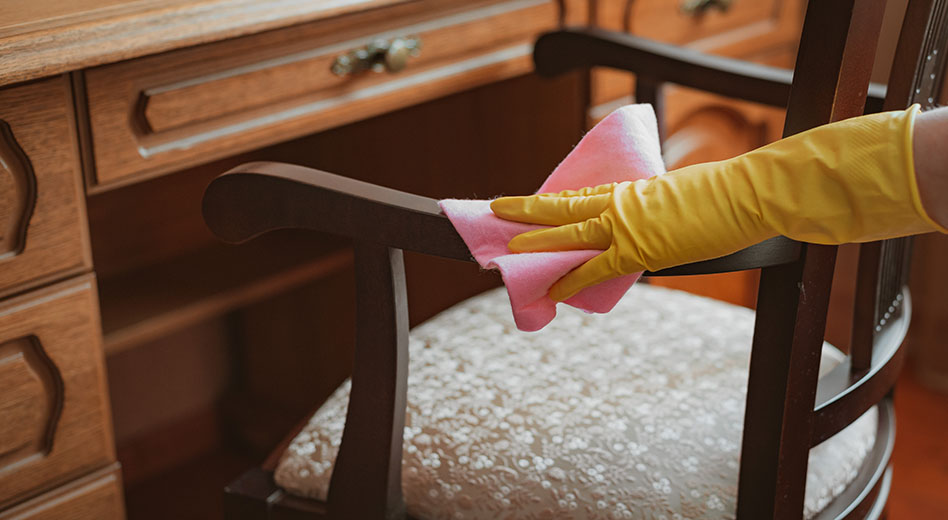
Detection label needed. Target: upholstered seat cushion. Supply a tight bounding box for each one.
[275,285,877,519]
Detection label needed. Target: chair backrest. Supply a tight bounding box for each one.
[202,0,948,518]
[852,0,948,370]
[570,1,946,513]
[580,1,948,516]
[742,0,948,517]
[734,2,887,516]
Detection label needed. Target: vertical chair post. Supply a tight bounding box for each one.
[851,242,882,374]
[741,244,839,519]
[737,0,888,517]
[327,242,409,520]
[863,0,948,378]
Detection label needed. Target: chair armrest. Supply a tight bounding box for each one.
[202,161,473,261]
[652,236,799,276]
[202,161,801,275]
[534,27,887,110]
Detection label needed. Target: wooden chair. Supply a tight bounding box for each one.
[202,0,948,518]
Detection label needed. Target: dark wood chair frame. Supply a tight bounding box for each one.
[203,0,948,518]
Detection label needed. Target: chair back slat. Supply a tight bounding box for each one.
[814,0,948,433]
[851,245,914,380]
[782,1,888,135]
[876,238,912,330]
[851,0,948,377]
[851,241,882,372]
[737,1,888,517]
[885,0,948,111]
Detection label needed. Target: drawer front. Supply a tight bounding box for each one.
[0,464,124,520]
[0,77,92,297]
[85,0,569,189]
[0,276,115,508]
[630,0,784,46]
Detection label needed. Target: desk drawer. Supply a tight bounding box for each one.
[0,77,92,297]
[630,0,783,45]
[0,464,124,520]
[588,0,802,109]
[85,0,572,189]
[0,276,115,508]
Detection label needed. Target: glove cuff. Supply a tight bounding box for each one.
[903,104,948,234]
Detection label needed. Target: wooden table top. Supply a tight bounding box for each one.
[0,0,410,88]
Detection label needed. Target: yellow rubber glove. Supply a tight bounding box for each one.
[491,105,947,302]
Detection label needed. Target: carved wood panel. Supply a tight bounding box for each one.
[0,120,36,261]
[0,76,92,298]
[0,276,115,509]
[0,336,63,473]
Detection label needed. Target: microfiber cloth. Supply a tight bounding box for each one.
[439,104,666,331]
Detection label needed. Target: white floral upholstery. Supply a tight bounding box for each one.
[275,285,877,519]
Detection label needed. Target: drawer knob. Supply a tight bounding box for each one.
[331,37,423,76]
[681,0,732,15]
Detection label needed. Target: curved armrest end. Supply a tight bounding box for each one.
[202,162,474,261]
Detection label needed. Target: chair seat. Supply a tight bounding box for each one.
[275,285,877,519]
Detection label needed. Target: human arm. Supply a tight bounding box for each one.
[913,106,948,227]
[491,105,948,301]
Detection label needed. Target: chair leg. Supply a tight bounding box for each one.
[225,468,282,520]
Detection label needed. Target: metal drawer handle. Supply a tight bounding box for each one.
[331,36,423,77]
[681,0,733,15]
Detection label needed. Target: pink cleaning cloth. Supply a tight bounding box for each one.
[439,104,666,331]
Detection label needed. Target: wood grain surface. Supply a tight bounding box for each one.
[0,337,63,484]
[139,0,555,133]
[0,120,35,262]
[0,276,115,509]
[0,463,124,520]
[83,0,561,189]
[0,0,412,88]
[0,76,92,299]
[98,232,352,355]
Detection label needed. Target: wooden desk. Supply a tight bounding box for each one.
[0,0,805,517]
